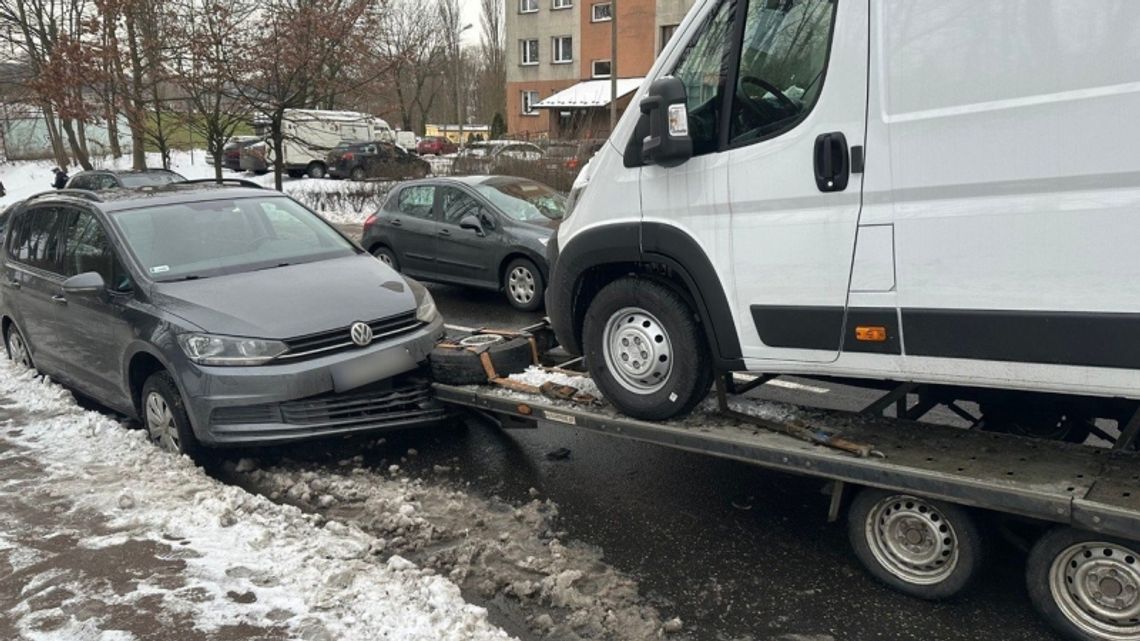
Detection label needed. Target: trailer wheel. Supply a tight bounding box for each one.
[429,336,535,385]
[848,488,985,600]
[1027,527,1140,641]
[582,277,712,421]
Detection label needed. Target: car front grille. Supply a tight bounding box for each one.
[210,378,442,429]
[279,312,422,361]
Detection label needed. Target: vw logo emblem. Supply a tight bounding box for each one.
[350,322,373,347]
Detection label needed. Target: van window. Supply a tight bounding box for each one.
[728,0,837,145]
[671,0,737,156]
[397,186,436,219]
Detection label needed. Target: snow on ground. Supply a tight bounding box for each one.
[0,359,514,641]
[0,150,398,225]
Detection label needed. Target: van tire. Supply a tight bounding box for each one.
[430,337,535,385]
[582,277,713,420]
[307,162,327,179]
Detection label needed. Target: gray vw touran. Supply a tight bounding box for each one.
[0,183,445,457]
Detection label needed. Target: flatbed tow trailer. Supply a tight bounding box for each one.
[432,358,1140,641]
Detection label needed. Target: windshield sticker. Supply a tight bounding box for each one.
[150,265,170,274]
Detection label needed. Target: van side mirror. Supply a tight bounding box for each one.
[459,214,484,236]
[62,271,105,295]
[638,76,692,167]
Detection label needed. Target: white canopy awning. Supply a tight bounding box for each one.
[535,78,644,109]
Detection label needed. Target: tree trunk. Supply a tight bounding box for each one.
[105,101,122,158]
[125,11,148,170]
[61,119,93,170]
[75,118,91,161]
[42,105,69,168]
[272,120,285,191]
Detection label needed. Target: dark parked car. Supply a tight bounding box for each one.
[223,137,262,172]
[416,136,458,156]
[360,175,564,311]
[329,141,431,181]
[543,139,605,172]
[451,141,544,175]
[66,169,186,191]
[0,184,445,457]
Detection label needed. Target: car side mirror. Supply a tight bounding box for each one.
[638,76,692,167]
[459,214,484,235]
[62,271,105,295]
[478,208,495,230]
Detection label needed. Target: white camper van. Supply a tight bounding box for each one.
[253,109,396,178]
[547,0,1140,439]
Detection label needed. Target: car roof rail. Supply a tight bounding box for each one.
[26,189,103,203]
[177,178,264,189]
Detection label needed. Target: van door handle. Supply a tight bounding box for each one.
[814,132,850,192]
[51,294,67,304]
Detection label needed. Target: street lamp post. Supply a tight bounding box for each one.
[610,0,618,131]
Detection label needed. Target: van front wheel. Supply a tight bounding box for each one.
[583,277,712,420]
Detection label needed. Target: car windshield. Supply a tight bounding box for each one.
[476,178,565,222]
[119,172,185,188]
[112,196,356,281]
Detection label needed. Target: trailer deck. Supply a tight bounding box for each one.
[434,382,1140,540]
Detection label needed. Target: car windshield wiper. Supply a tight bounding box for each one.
[162,274,206,282]
[252,261,295,271]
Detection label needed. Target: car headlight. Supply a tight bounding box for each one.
[406,278,439,323]
[177,333,287,366]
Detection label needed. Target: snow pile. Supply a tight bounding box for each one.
[0,360,514,641]
[234,457,679,640]
[507,365,601,399]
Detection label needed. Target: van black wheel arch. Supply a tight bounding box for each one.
[550,222,743,371]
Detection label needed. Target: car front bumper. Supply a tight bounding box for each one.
[180,316,447,446]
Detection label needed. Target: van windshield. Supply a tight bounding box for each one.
[476,178,566,222]
[112,196,355,281]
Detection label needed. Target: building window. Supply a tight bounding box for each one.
[521,90,540,116]
[519,0,538,12]
[553,0,572,8]
[592,59,611,78]
[660,24,679,53]
[552,36,573,64]
[520,39,539,65]
[591,2,612,21]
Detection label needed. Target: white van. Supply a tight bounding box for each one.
[547,0,1140,438]
[254,110,395,178]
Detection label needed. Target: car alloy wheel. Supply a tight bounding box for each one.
[6,328,31,369]
[145,390,181,453]
[508,265,536,305]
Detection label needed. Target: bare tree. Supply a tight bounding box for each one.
[224,0,375,190]
[369,0,447,134]
[173,0,255,180]
[477,0,505,125]
[438,0,466,139]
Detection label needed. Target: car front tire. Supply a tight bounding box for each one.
[4,322,34,370]
[141,371,203,459]
[582,277,713,420]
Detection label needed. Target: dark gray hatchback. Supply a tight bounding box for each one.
[0,184,445,456]
[360,176,564,311]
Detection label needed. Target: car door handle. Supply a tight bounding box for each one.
[51,294,67,304]
[438,228,451,236]
[390,218,402,227]
[4,279,18,289]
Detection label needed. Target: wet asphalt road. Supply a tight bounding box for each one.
[420,283,1063,641]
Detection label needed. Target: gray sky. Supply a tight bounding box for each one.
[460,0,485,46]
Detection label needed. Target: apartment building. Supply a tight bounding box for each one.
[505,0,696,139]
